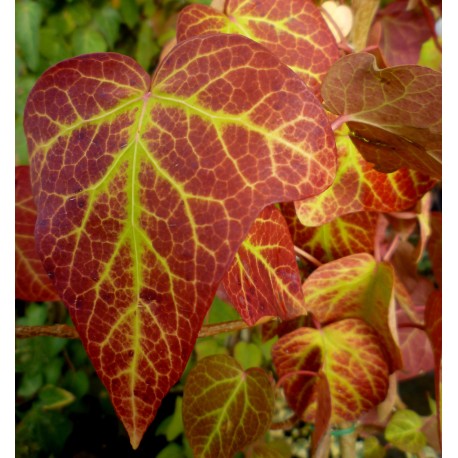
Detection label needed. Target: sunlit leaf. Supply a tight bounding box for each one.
[222,205,306,325]
[322,53,441,178]
[183,355,275,458]
[363,436,386,458]
[294,126,436,226]
[177,0,340,96]
[301,253,401,370]
[15,166,59,301]
[282,202,378,263]
[321,1,353,42]
[385,409,427,453]
[350,0,379,51]
[272,318,389,423]
[24,35,336,448]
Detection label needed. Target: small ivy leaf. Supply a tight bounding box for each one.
[177,0,340,96]
[182,355,275,458]
[301,253,402,371]
[24,34,336,448]
[222,205,306,326]
[37,385,76,411]
[294,126,436,226]
[424,290,441,442]
[282,202,378,264]
[272,318,390,424]
[385,409,427,453]
[428,212,442,288]
[15,166,59,301]
[363,436,386,458]
[377,0,433,67]
[322,53,441,178]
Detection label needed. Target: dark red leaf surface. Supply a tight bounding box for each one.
[272,318,389,424]
[24,35,336,447]
[177,0,340,96]
[428,212,442,288]
[222,204,306,325]
[15,165,59,301]
[322,53,441,178]
[183,355,275,458]
[377,0,433,66]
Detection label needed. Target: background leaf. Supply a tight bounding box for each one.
[16,0,43,71]
[385,409,427,453]
[183,355,275,458]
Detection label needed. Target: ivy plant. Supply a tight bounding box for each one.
[16,0,442,456]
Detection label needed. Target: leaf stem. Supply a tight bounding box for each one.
[339,421,357,458]
[15,316,277,341]
[383,234,400,262]
[294,246,322,267]
[397,322,425,331]
[330,115,350,132]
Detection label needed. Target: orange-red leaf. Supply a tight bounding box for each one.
[183,355,275,458]
[24,36,336,448]
[282,202,378,264]
[177,0,340,96]
[322,53,441,178]
[15,165,59,302]
[222,205,306,325]
[272,319,390,424]
[294,126,436,226]
[302,253,401,371]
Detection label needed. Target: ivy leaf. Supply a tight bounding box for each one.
[385,409,427,453]
[428,212,442,288]
[294,126,435,226]
[15,166,59,301]
[37,385,76,410]
[424,290,441,441]
[177,0,340,96]
[24,35,336,448]
[222,205,306,326]
[272,318,390,424]
[301,253,401,371]
[71,28,108,55]
[282,202,378,264]
[322,53,442,178]
[377,0,433,66]
[94,6,122,49]
[245,439,291,457]
[182,355,275,458]
[16,0,43,71]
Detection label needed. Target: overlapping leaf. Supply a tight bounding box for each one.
[272,318,389,424]
[428,212,442,287]
[301,253,401,371]
[294,126,436,226]
[176,0,340,96]
[321,52,442,178]
[15,166,59,301]
[282,202,378,264]
[385,409,427,453]
[182,355,275,458]
[24,35,336,447]
[221,204,305,325]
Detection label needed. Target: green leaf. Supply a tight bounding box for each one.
[183,355,275,457]
[62,370,90,399]
[385,409,427,453]
[66,1,92,27]
[121,0,140,29]
[17,372,44,398]
[16,118,29,165]
[156,396,184,441]
[157,443,186,458]
[71,27,108,55]
[37,385,76,410]
[363,436,386,458]
[195,339,229,360]
[16,0,43,71]
[234,342,263,370]
[39,26,72,65]
[135,19,160,70]
[94,6,122,49]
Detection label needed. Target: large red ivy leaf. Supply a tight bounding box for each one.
[302,253,401,371]
[24,35,336,448]
[282,202,378,264]
[272,318,389,424]
[321,52,442,178]
[176,0,340,96]
[182,355,275,458]
[15,165,59,301]
[294,127,435,227]
[221,204,305,325]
